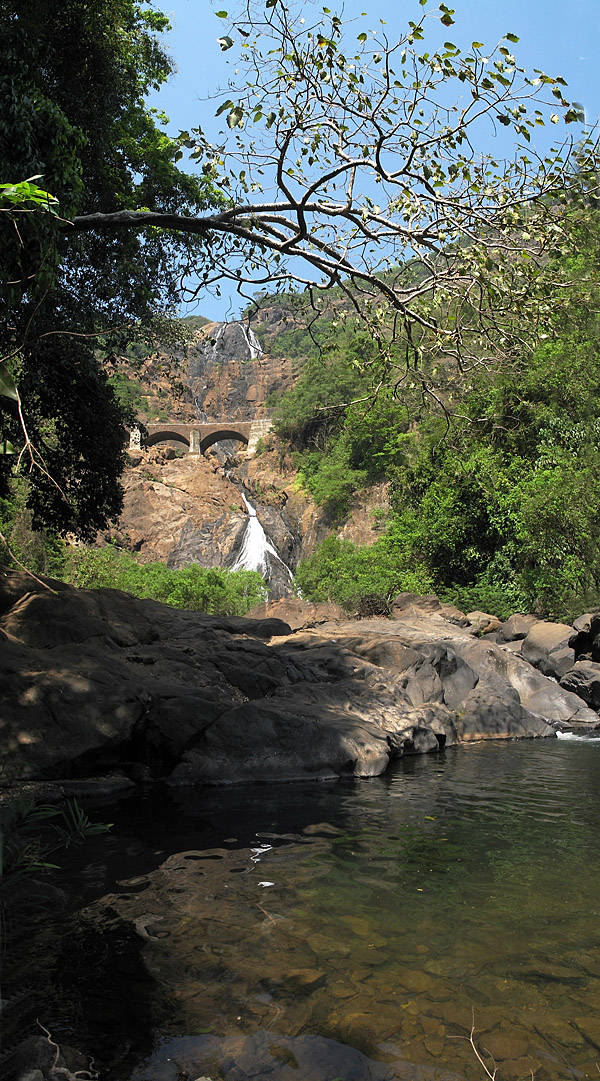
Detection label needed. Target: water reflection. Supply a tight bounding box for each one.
[7,741,600,1080]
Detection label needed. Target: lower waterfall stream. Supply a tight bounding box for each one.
[231,492,295,594]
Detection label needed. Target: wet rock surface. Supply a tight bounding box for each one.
[2,569,598,789]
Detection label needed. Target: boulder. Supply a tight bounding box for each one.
[572,612,597,634]
[245,596,345,630]
[521,621,575,679]
[498,613,537,643]
[570,613,600,662]
[560,662,600,710]
[466,611,502,636]
[390,592,469,626]
[1,569,597,789]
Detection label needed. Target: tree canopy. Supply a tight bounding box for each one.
[1,0,599,542]
[0,0,220,536]
[61,1,598,381]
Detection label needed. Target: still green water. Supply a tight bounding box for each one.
[8,739,600,1080]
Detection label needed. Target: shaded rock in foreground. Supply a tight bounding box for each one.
[1,569,597,788]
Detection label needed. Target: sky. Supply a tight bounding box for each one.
[150,0,600,321]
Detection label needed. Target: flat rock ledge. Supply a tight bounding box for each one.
[1,570,598,789]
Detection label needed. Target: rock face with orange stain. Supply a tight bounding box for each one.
[106,447,248,569]
[2,570,597,791]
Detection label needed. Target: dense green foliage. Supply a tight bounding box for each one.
[0,478,66,577]
[0,0,220,537]
[0,481,266,615]
[64,545,267,615]
[290,205,600,621]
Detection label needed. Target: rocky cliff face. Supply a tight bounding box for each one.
[105,315,389,594]
[188,320,299,421]
[113,314,301,429]
[107,446,247,569]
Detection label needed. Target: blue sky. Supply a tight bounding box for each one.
[150,0,600,321]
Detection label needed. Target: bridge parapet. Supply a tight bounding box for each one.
[247,418,274,456]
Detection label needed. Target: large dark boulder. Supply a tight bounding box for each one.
[560,662,600,710]
[1,571,597,788]
[570,613,600,663]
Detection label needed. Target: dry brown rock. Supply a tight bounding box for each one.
[466,611,502,635]
[246,597,346,630]
[109,452,247,567]
[522,620,576,679]
[497,613,538,642]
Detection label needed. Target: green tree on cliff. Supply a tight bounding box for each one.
[0,0,221,537]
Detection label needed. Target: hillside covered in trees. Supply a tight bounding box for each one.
[251,193,600,621]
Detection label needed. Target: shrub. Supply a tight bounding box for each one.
[296,533,434,614]
[64,546,267,616]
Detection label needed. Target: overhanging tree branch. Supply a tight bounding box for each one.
[55,1,600,389]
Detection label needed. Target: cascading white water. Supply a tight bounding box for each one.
[206,321,262,362]
[232,494,294,583]
[238,323,263,360]
[209,322,226,358]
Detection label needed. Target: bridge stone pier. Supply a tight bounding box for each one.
[128,418,273,457]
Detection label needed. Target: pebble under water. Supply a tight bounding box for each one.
[6,739,600,1081]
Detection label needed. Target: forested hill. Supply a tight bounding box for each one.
[98,191,600,625]
[255,206,600,623]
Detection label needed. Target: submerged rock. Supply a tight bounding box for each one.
[129,1031,397,1081]
[2,569,598,789]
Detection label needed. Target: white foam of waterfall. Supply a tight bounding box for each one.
[239,322,263,360]
[206,321,262,362]
[232,494,294,582]
[209,323,226,357]
[556,731,600,743]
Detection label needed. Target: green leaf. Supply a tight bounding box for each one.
[217,35,234,51]
[505,33,520,43]
[357,32,367,42]
[0,440,16,455]
[227,106,244,128]
[215,10,228,16]
[440,13,455,26]
[0,362,18,401]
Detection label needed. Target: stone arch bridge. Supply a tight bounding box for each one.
[128,417,272,457]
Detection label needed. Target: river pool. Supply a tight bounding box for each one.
[6,738,600,1081]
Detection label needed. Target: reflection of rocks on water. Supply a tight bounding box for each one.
[131,1031,398,1081]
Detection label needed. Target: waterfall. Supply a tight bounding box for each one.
[209,322,226,358]
[232,494,294,587]
[239,323,263,360]
[205,321,263,362]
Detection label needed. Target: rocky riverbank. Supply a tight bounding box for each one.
[2,569,598,793]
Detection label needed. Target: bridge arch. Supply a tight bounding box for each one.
[146,429,190,449]
[199,429,249,454]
